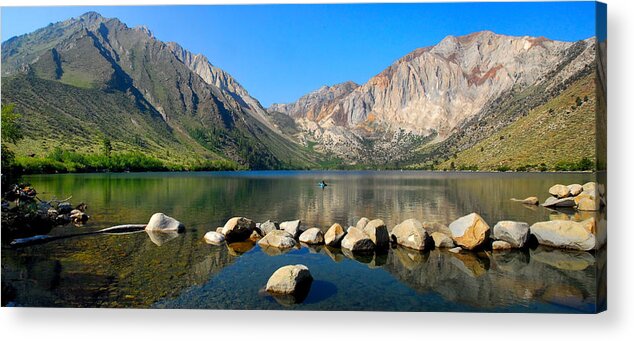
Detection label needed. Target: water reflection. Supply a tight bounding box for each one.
[381,246,604,312]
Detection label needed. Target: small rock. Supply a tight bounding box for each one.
[568,184,583,196]
[265,264,313,296]
[280,220,301,239]
[221,217,255,242]
[448,213,490,250]
[258,230,297,249]
[549,184,571,198]
[260,220,280,236]
[340,227,375,252]
[421,221,451,235]
[299,228,324,244]
[492,240,512,250]
[324,223,346,247]
[511,197,539,205]
[448,246,462,253]
[430,232,455,248]
[203,231,225,245]
[355,217,370,230]
[492,221,530,248]
[145,213,184,232]
[362,219,390,250]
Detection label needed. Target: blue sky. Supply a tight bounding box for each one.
[1,2,600,106]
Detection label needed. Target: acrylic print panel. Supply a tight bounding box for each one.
[0,1,606,313]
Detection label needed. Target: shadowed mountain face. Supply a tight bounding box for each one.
[1,11,314,170]
[268,31,598,167]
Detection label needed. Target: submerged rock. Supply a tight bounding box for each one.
[145,213,184,232]
[341,227,375,252]
[511,197,539,205]
[448,213,490,250]
[390,218,428,251]
[324,223,346,247]
[221,217,256,242]
[299,228,324,245]
[258,230,297,249]
[203,231,225,245]
[492,221,530,248]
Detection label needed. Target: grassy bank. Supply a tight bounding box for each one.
[8,147,243,174]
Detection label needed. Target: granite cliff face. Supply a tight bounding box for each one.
[268,31,597,165]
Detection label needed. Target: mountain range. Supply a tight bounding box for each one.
[1,12,604,171]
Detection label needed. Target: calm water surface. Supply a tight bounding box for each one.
[1,171,605,312]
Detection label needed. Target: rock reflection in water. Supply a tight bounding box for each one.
[382,246,604,312]
[145,230,180,246]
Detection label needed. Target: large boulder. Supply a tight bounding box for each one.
[390,218,428,251]
[492,221,530,248]
[145,213,184,232]
[280,220,302,239]
[258,230,297,249]
[448,213,490,250]
[362,219,390,250]
[260,220,280,236]
[542,196,576,208]
[430,232,455,248]
[549,184,570,198]
[203,231,225,245]
[221,217,256,242]
[355,217,370,230]
[340,227,375,252]
[529,220,596,251]
[324,223,346,247]
[265,264,313,296]
[299,228,324,244]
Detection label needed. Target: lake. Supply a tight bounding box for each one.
[1,171,606,312]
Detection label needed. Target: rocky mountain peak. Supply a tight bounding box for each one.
[78,11,104,23]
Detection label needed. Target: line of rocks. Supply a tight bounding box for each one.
[542,181,606,211]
